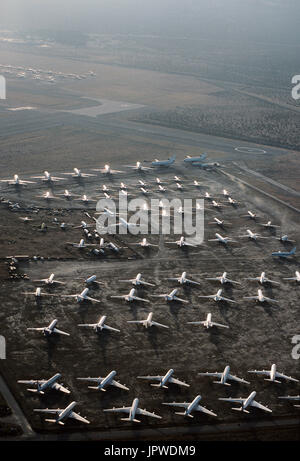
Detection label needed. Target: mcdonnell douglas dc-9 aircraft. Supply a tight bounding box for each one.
[59,288,101,304]
[163,395,217,418]
[137,369,189,388]
[103,398,162,423]
[18,373,70,394]
[78,316,120,333]
[248,364,299,383]
[32,273,65,285]
[34,402,90,425]
[219,391,272,413]
[77,370,129,391]
[198,365,250,386]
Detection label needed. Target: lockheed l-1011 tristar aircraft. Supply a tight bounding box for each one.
[246,272,280,285]
[248,364,299,383]
[206,272,241,285]
[199,289,236,303]
[137,369,189,388]
[167,271,200,286]
[111,288,150,303]
[27,319,70,337]
[59,288,101,304]
[77,370,128,391]
[283,271,300,282]
[34,401,90,425]
[244,289,278,303]
[119,273,155,287]
[151,288,188,303]
[163,395,217,418]
[198,365,250,386]
[187,313,229,329]
[31,171,66,182]
[219,391,272,413]
[103,398,162,422]
[127,312,169,329]
[18,373,70,394]
[0,174,36,185]
[32,273,65,285]
[78,315,120,333]
[208,233,236,245]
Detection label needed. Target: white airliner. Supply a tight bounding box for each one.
[74,220,93,229]
[75,194,96,203]
[31,171,66,182]
[151,288,188,303]
[57,189,77,199]
[151,154,176,167]
[78,316,120,333]
[139,187,150,195]
[82,275,104,286]
[260,220,280,229]
[219,391,272,413]
[137,369,189,388]
[125,161,153,171]
[278,395,300,408]
[165,236,198,248]
[222,189,230,197]
[211,200,227,209]
[198,365,250,385]
[244,289,278,303]
[227,197,239,205]
[127,312,169,329]
[103,398,162,422]
[206,272,241,285]
[119,273,155,287]
[208,217,231,227]
[208,233,236,245]
[187,313,229,329]
[175,182,183,190]
[248,364,299,383]
[92,164,124,175]
[239,229,269,241]
[62,168,95,178]
[191,180,202,188]
[167,271,200,285]
[59,288,101,303]
[77,370,129,391]
[0,174,36,185]
[204,192,213,199]
[276,235,296,243]
[246,272,280,285]
[111,288,149,303]
[18,373,70,394]
[23,287,53,298]
[163,395,217,418]
[34,401,90,425]
[36,191,61,200]
[157,184,167,193]
[199,289,236,303]
[66,239,97,249]
[27,319,70,337]
[132,238,158,248]
[241,210,258,220]
[32,273,65,285]
[283,271,300,283]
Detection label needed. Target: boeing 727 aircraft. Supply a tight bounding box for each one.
[151,155,176,167]
[103,398,162,422]
[272,247,296,258]
[111,288,150,303]
[198,365,250,386]
[137,369,189,388]
[219,391,272,413]
[206,272,241,285]
[199,289,236,303]
[119,273,155,287]
[34,402,90,425]
[77,370,129,391]
[187,313,229,329]
[127,312,169,329]
[78,316,120,333]
[27,319,70,337]
[163,395,217,418]
[167,271,200,285]
[248,364,299,383]
[244,289,278,303]
[18,373,70,394]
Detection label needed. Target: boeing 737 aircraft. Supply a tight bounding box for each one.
[187,313,229,329]
[151,155,176,167]
[137,369,189,388]
[163,395,217,418]
[219,391,272,413]
[103,398,162,422]
[248,364,299,383]
[77,370,129,391]
[18,373,70,394]
[34,402,90,425]
[78,316,120,333]
[127,312,169,329]
[198,365,250,386]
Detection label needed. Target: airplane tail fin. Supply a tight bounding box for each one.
[175,412,193,417]
[213,381,231,386]
[120,418,141,423]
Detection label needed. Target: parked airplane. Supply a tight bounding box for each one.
[23,287,52,298]
[127,312,169,329]
[57,189,77,199]
[82,275,104,286]
[278,395,300,408]
[119,273,155,287]
[241,210,258,220]
[27,319,70,337]
[244,289,278,303]
[19,216,33,223]
[208,233,236,245]
[137,369,189,388]
[167,271,200,285]
[151,288,188,303]
[211,200,227,209]
[62,168,95,178]
[0,174,36,185]
[260,220,280,229]
[239,229,269,241]
[283,271,300,282]
[165,236,198,248]
[78,315,120,333]
[31,171,66,182]
[272,247,296,258]
[111,288,149,303]
[125,161,153,171]
[227,197,239,205]
[103,398,162,422]
[222,189,230,197]
[163,395,217,418]
[32,273,65,285]
[92,164,124,175]
[199,289,236,303]
[75,194,96,203]
[206,272,240,285]
[208,217,231,227]
[184,153,207,163]
[132,238,158,249]
[198,365,249,386]
[192,180,202,188]
[187,313,229,329]
[66,239,98,249]
[151,155,176,167]
[18,373,70,394]
[248,364,298,383]
[34,401,90,425]
[77,370,128,391]
[36,191,61,200]
[219,391,272,413]
[59,288,101,303]
[246,272,280,285]
[276,235,296,243]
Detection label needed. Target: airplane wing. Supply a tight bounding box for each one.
[111,295,126,299]
[206,277,220,281]
[250,400,272,413]
[199,295,215,299]
[27,327,45,331]
[265,297,279,303]
[111,380,129,391]
[248,370,269,376]
[187,321,205,325]
[198,372,222,378]
[52,280,66,285]
[137,375,162,381]
[103,324,120,332]
[136,408,162,419]
[69,411,90,424]
[173,297,188,303]
[244,296,259,300]
[163,402,189,408]
[18,379,45,385]
[195,405,217,417]
[228,374,250,384]
[168,377,190,387]
[132,296,150,303]
[186,279,200,285]
[140,280,155,286]
[219,397,244,404]
[34,408,61,414]
[220,297,236,303]
[84,296,101,303]
[127,320,145,324]
[52,383,71,394]
[211,322,229,328]
[152,321,169,329]
[52,328,70,336]
[275,372,299,382]
[103,406,131,414]
[78,323,98,327]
